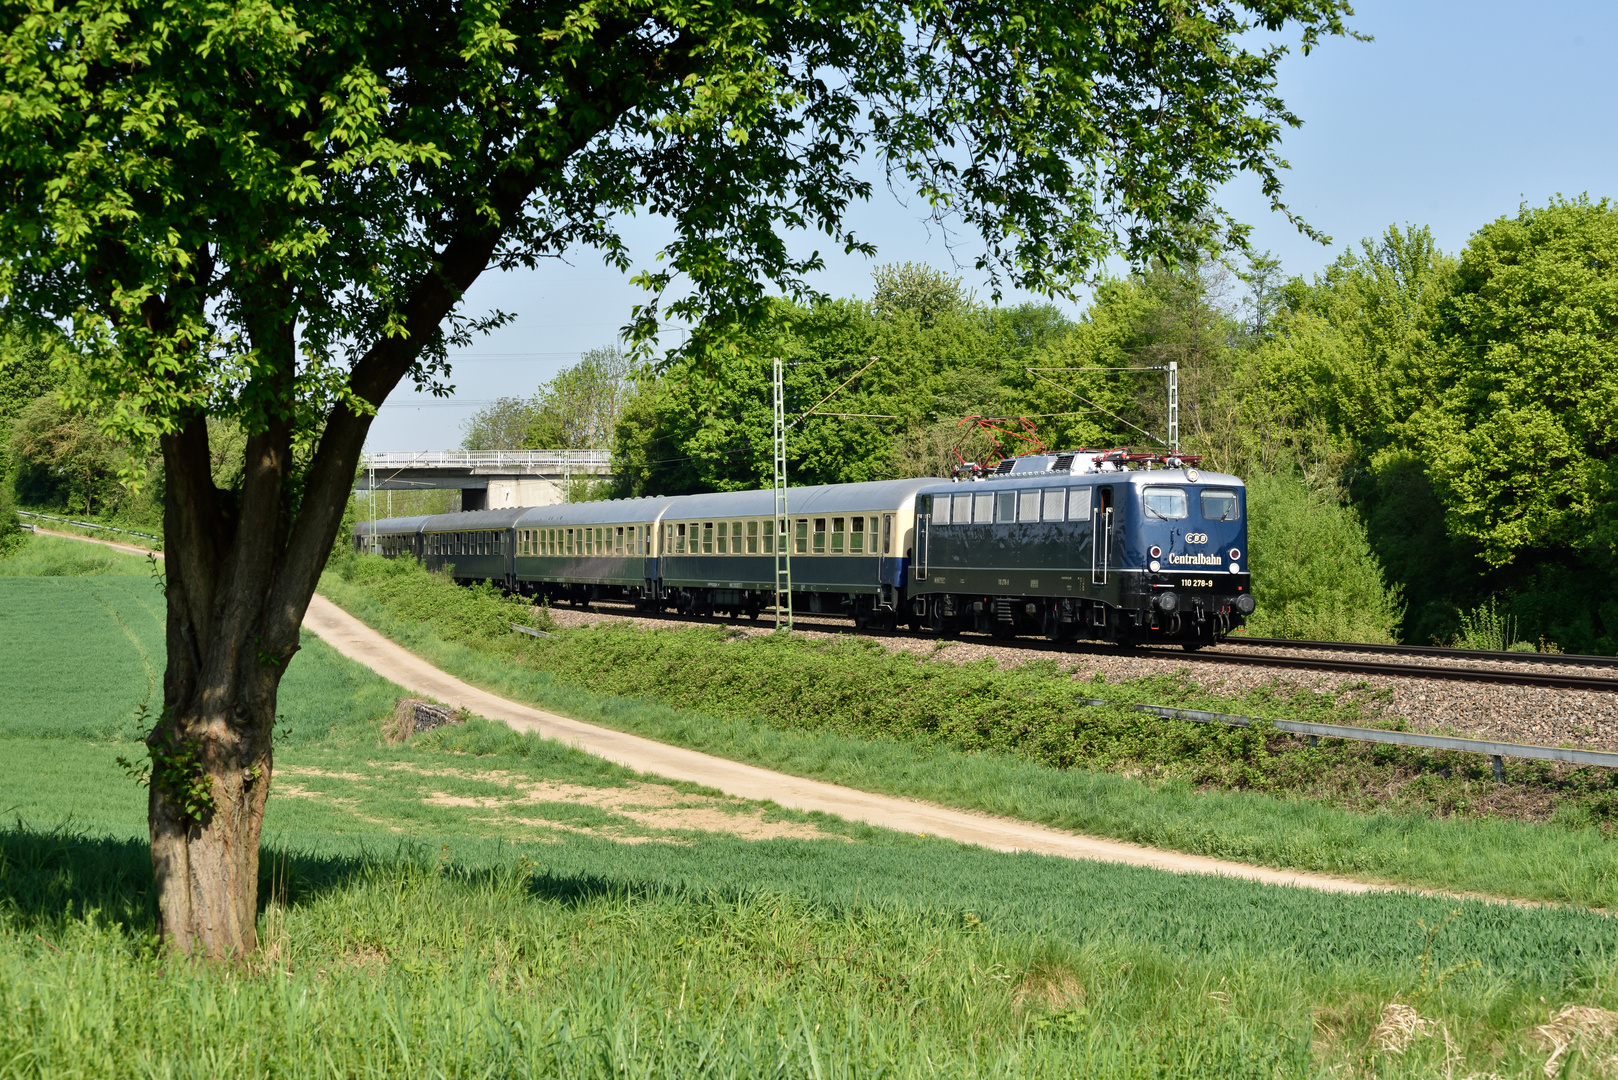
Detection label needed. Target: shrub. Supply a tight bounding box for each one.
[1243,472,1403,643]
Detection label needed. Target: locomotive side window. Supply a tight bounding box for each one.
[1042,489,1066,521]
[1017,489,1040,522]
[951,492,970,525]
[933,496,951,525]
[1200,490,1241,521]
[995,491,1016,523]
[973,492,993,523]
[1143,486,1188,520]
[1069,487,1093,520]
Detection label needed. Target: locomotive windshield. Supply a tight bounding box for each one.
[1142,486,1188,519]
[1200,490,1241,521]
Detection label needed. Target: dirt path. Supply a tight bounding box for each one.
[302,593,1404,896]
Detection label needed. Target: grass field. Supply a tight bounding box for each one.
[317,552,1618,910]
[10,532,1618,1076]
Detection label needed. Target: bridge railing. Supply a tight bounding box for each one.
[361,450,612,472]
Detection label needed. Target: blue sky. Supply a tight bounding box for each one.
[368,0,1618,451]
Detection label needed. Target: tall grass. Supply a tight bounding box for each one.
[4,822,1616,1078]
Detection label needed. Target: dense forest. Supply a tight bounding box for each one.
[5,197,1615,651]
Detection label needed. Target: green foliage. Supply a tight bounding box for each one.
[1421,197,1618,569]
[1242,472,1403,643]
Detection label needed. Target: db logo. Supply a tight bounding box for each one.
[1185,532,1209,545]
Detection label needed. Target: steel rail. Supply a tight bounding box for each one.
[1133,647,1618,693]
[1224,634,1618,670]
[1079,698,1618,777]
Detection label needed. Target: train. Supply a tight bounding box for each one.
[354,450,1255,647]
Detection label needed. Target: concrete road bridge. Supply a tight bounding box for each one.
[358,450,613,510]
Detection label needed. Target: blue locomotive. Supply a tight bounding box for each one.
[355,450,1254,647]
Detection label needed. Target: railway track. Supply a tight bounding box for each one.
[1140,643,1618,693]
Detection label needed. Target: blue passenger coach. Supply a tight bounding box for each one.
[355,451,1254,646]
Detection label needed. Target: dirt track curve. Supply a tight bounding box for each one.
[24,526,1410,898]
[302,593,1399,896]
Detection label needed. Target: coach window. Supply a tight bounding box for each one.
[972,492,993,524]
[699,522,711,554]
[830,517,845,553]
[849,516,865,553]
[1042,489,1066,522]
[995,490,1016,523]
[746,520,759,554]
[1017,489,1041,522]
[882,514,892,554]
[1200,489,1241,522]
[812,518,826,554]
[716,521,728,553]
[1143,486,1188,520]
[614,526,623,554]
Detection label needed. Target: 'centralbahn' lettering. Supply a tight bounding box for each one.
[1167,552,1224,566]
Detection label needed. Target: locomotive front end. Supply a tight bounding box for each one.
[1126,471,1253,647]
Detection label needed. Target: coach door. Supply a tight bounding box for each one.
[1091,486,1114,585]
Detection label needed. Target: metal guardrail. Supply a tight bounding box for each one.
[1079,698,1618,780]
[17,510,162,543]
[362,450,612,471]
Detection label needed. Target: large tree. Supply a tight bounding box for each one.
[0,0,1354,956]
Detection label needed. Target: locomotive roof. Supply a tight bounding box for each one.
[916,464,1243,496]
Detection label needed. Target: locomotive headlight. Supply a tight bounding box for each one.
[1155,590,1179,613]
[1235,594,1256,615]
[1149,560,1161,572]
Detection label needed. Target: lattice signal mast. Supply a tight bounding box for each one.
[772,356,792,630]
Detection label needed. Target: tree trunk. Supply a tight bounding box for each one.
[147,399,305,960]
[147,701,274,957]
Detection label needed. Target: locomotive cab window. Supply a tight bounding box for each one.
[994,491,1016,523]
[1200,489,1241,522]
[1017,489,1040,522]
[1142,486,1188,520]
[1042,489,1066,521]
